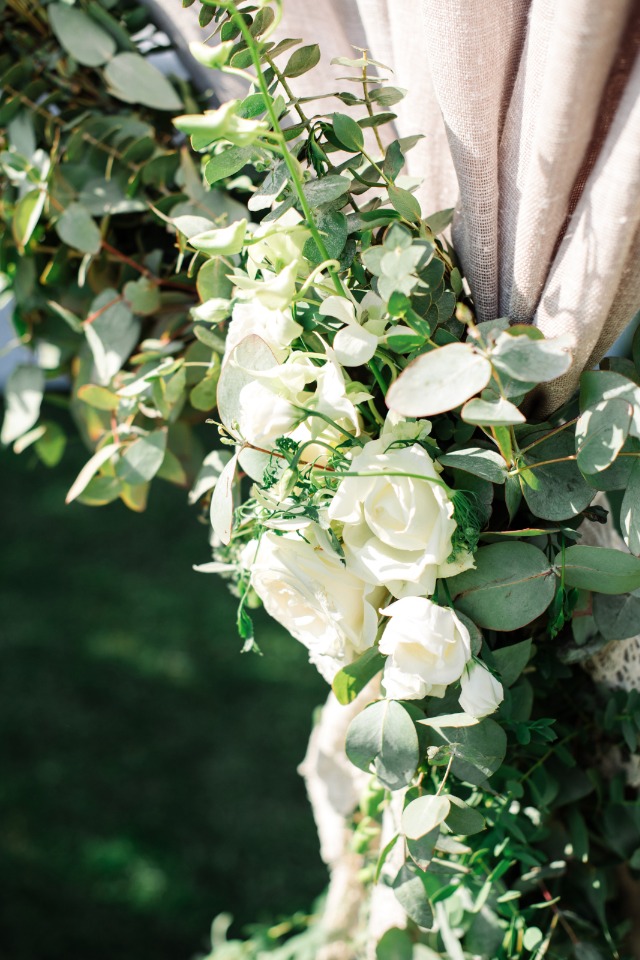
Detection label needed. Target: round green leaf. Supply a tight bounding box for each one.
[345,699,419,791]
[520,424,594,520]
[302,175,351,206]
[56,203,101,255]
[593,591,640,641]
[444,795,486,836]
[427,717,507,786]
[116,430,167,486]
[49,3,116,67]
[448,542,555,631]
[104,53,182,111]
[1,365,45,445]
[392,865,434,930]
[462,396,525,426]
[402,795,450,840]
[576,399,632,474]
[387,343,492,417]
[559,545,640,595]
[491,331,572,384]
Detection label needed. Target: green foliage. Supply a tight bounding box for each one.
[0,0,236,509]
[346,700,419,790]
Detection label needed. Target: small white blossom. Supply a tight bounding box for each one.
[458,662,504,717]
[379,597,472,699]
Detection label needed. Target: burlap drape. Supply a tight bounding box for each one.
[149,0,640,410]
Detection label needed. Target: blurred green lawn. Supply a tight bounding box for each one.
[0,421,327,960]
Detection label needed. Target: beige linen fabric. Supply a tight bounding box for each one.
[151,0,640,410]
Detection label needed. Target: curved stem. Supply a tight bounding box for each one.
[224,1,346,297]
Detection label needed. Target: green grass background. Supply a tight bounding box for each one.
[0,424,327,960]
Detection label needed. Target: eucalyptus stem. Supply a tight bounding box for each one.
[224,0,346,297]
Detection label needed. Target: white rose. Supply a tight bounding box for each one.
[245,526,384,682]
[379,597,472,700]
[459,662,504,718]
[327,433,457,598]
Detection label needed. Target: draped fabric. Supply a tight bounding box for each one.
[150,0,640,412]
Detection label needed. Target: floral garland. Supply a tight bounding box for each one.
[3,0,640,957]
[175,4,640,956]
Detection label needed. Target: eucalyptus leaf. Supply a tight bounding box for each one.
[66,442,120,504]
[117,430,167,485]
[462,396,525,426]
[492,638,532,686]
[576,399,632,474]
[402,794,450,839]
[438,446,507,485]
[205,146,255,184]
[84,291,140,385]
[345,699,419,791]
[77,384,120,411]
[388,185,421,223]
[492,332,572,383]
[387,343,492,417]
[302,175,351,206]
[34,421,66,467]
[13,188,46,251]
[520,425,594,520]
[444,795,486,836]
[376,928,413,960]
[580,369,640,439]
[283,44,320,78]
[190,370,219,412]
[593,591,640,641]
[104,53,182,111]
[448,542,555,631]
[559,545,640,594]
[406,827,439,871]
[210,450,238,545]
[427,717,507,786]
[332,648,386,705]
[303,210,347,263]
[1,364,45,445]
[189,219,247,256]
[49,3,116,67]
[392,865,434,930]
[123,278,161,316]
[55,203,101,255]
[332,113,364,152]
[620,458,640,555]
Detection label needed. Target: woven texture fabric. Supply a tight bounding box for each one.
[149,0,640,411]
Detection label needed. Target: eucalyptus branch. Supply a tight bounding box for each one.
[223,0,346,297]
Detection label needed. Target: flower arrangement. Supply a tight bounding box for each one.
[3,0,640,957]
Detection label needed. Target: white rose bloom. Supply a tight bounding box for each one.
[224,301,302,362]
[327,432,457,598]
[459,662,504,718]
[379,597,472,700]
[245,526,384,682]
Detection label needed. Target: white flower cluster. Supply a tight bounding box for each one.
[210,216,502,717]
